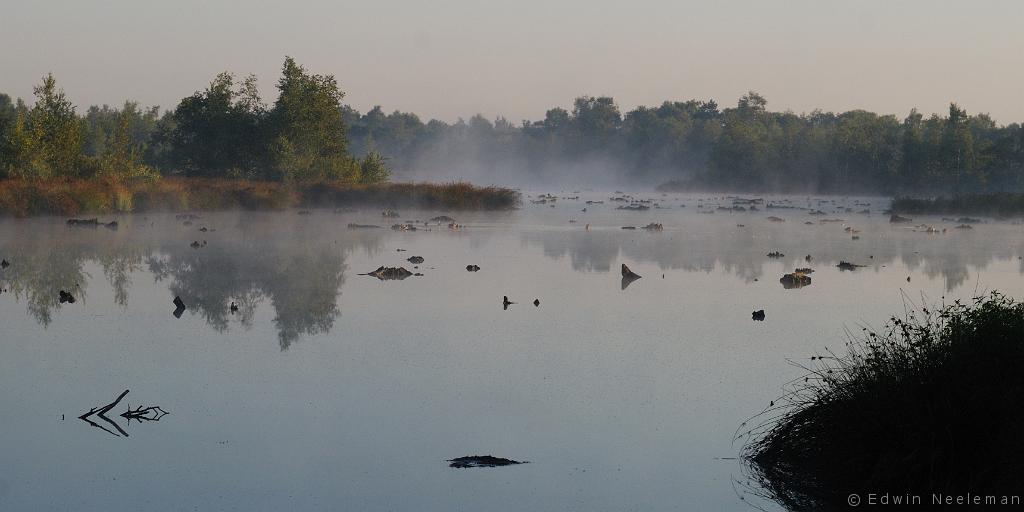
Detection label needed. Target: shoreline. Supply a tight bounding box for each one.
[0,178,521,217]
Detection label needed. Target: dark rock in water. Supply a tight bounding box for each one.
[173,296,186,318]
[407,256,425,264]
[67,218,99,227]
[889,214,912,223]
[621,264,641,280]
[430,215,456,222]
[533,299,540,307]
[766,251,785,258]
[780,272,812,289]
[0,259,8,269]
[837,261,865,271]
[466,265,481,272]
[59,290,76,304]
[347,223,382,229]
[448,455,526,468]
[199,226,208,232]
[362,266,414,280]
[752,309,766,321]
[104,221,118,230]
[621,264,642,290]
[382,209,400,218]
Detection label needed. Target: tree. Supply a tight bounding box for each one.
[268,56,351,181]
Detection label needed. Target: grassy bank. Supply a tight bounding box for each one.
[0,178,520,217]
[892,193,1024,217]
[743,293,1024,510]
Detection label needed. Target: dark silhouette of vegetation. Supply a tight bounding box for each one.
[741,293,1024,510]
[893,193,1024,217]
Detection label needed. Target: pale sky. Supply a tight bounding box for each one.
[1,0,1022,123]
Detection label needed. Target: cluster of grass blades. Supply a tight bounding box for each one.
[737,293,1024,510]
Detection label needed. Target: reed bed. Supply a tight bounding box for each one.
[0,178,520,217]
[741,293,1024,510]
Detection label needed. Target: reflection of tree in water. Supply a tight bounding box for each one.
[522,216,1024,291]
[149,238,349,349]
[0,214,383,348]
[0,224,146,326]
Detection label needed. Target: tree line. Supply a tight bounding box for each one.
[0,57,389,184]
[3,57,1023,194]
[345,92,1024,193]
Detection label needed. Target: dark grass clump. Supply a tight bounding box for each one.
[892,193,1024,217]
[741,293,1024,510]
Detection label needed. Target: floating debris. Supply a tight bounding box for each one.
[0,259,8,269]
[448,456,526,468]
[391,223,417,231]
[347,223,382,229]
[766,251,785,259]
[362,266,414,280]
[503,296,515,309]
[407,256,425,264]
[641,223,664,231]
[466,265,481,272]
[59,290,76,304]
[955,224,973,229]
[780,271,812,289]
[172,296,186,317]
[533,299,540,307]
[766,216,785,222]
[621,226,637,230]
[616,203,650,211]
[837,261,866,271]
[752,310,766,321]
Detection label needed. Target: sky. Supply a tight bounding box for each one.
[1,0,1022,124]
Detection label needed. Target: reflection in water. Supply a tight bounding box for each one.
[79,389,167,438]
[0,214,384,349]
[522,216,1024,290]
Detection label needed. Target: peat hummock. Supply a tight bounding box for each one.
[447,456,526,468]
[742,294,1024,510]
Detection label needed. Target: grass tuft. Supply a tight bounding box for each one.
[742,293,1024,510]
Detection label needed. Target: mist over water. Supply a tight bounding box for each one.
[2,193,1023,510]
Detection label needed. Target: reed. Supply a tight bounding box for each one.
[742,293,1024,510]
[0,178,520,217]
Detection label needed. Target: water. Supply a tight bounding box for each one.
[2,193,1023,511]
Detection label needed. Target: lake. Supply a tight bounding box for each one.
[2,192,1023,511]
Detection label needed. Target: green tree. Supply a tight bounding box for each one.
[268,56,351,181]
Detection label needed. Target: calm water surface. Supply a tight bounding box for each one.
[2,193,1024,511]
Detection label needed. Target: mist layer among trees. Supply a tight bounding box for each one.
[346,92,1024,193]
[3,57,1022,194]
